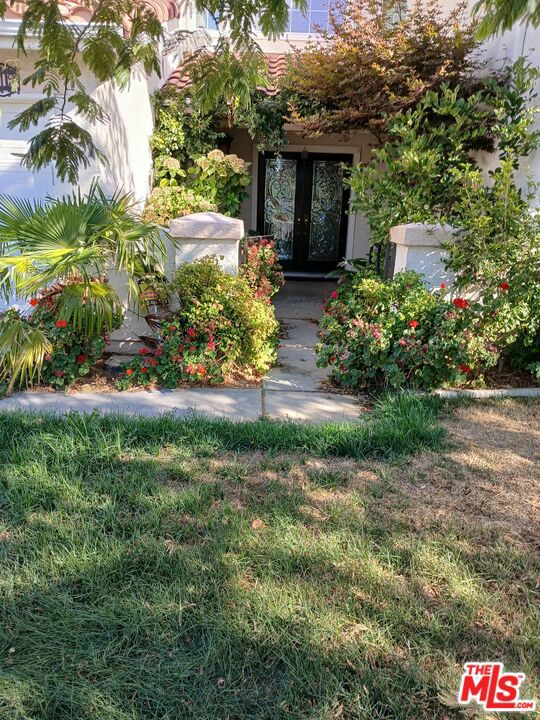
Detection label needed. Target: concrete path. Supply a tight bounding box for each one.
[265,280,335,392]
[0,282,363,423]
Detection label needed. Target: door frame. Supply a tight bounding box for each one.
[256,150,353,273]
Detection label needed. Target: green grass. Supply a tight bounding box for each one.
[0,396,538,719]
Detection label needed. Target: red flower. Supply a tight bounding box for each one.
[53,370,65,377]
[186,327,197,338]
[206,341,216,351]
[459,364,472,374]
[186,363,197,375]
[55,319,67,328]
[398,337,407,347]
[150,358,158,367]
[330,290,339,299]
[154,347,164,357]
[328,355,336,363]
[126,368,133,376]
[141,367,148,374]
[139,347,150,356]
[168,325,176,332]
[499,281,510,291]
[453,298,469,309]
[372,330,380,339]
[440,282,447,289]
[409,320,419,328]
[29,298,38,307]
[76,354,88,364]
[198,364,207,377]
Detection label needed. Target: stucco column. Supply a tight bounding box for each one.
[168,211,244,276]
[389,223,456,289]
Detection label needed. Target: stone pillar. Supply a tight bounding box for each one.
[168,211,244,276]
[389,223,456,289]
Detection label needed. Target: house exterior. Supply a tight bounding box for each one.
[0,0,538,276]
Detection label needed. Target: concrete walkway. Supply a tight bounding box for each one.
[0,282,363,423]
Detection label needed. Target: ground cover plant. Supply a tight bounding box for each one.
[0,396,538,719]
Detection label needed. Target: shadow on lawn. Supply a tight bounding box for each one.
[1,444,539,720]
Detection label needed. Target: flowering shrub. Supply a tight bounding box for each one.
[143,186,217,225]
[117,323,222,389]
[119,257,279,388]
[190,150,251,218]
[239,238,284,299]
[316,271,499,390]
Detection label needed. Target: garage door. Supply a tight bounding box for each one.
[0,101,58,200]
[0,101,61,309]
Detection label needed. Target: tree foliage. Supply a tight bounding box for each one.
[474,0,540,38]
[2,0,163,184]
[349,60,538,246]
[0,0,304,183]
[284,0,479,136]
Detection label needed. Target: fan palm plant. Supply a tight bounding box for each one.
[0,183,167,390]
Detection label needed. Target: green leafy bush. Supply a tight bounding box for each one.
[143,186,217,225]
[189,150,251,218]
[443,61,540,372]
[239,238,284,299]
[144,150,251,224]
[316,271,499,390]
[150,90,225,173]
[120,258,279,388]
[349,61,537,246]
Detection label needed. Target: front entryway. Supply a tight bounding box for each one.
[257,152,352,274]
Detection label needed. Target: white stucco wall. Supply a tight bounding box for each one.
[0,41,155,205]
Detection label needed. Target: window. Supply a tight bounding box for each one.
[197,1,342,34]
[198,9,219,29]
[288,0,339,33]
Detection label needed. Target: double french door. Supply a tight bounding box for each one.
[257,151,352,273]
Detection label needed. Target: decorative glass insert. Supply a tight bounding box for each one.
[263,158,297,261]
[309,160,343,261]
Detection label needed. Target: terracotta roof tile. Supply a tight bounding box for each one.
[3,0,179,23]
[165,52,288,96]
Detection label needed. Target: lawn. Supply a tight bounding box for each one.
[0,397,538,719]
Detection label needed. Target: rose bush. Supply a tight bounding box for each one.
[316,271,500,390]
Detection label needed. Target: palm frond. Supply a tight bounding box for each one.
[0,315,52,391]
[55,281,122,336]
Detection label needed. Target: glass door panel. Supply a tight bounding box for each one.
[262,157,297,261]
[258,151,351,272]
[309,160,344,261]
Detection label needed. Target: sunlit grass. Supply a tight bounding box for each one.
[0,397,538,719]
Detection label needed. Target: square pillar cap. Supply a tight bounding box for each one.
[390,222,456,247]
[169,212,244,240]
